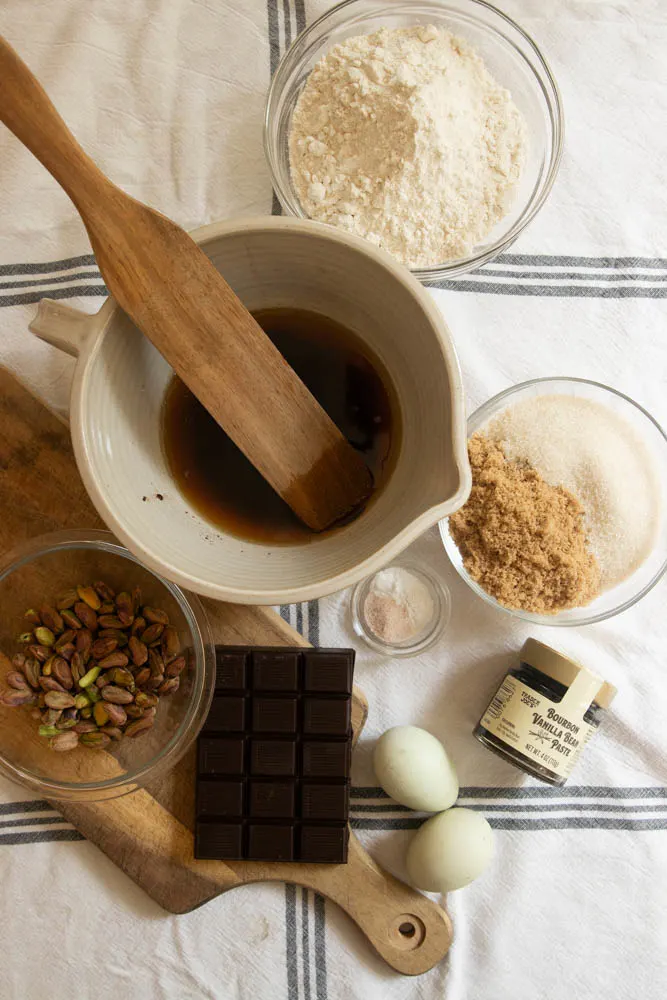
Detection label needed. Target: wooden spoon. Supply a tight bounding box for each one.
[0,36,372,532]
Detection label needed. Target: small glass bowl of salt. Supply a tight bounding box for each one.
[350,562,451,657]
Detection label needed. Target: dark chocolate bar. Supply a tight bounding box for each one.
[195,647,355,864]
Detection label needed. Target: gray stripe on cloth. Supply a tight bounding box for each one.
[0,253,97,275]
[470,269,667,283]
[283,0,293,47]
[496,253,667,269]
[0,800,53,816]
[352,802,667,815]
[351,817,667,831]
[0,829,85,845]
[491,817,667,831]
[280,605,292,626]
[285,883,299,1000]
[267,0,281,77]
[0,816,75,830]
[0,285,107,308]
[429,281,667,298]
[351,818,421,831]
[314,893,328,1000]
[302,888,311,1000]
[352,785,667,799]
[308,600,320,647]
[270,8,327,997]
[294,0,306,34]
[0,269,103,290]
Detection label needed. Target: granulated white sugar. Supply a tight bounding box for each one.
[485,395,661,589]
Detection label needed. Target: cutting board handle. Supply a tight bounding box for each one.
[297,835,452,976]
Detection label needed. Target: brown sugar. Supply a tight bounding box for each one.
[450,434,600,614]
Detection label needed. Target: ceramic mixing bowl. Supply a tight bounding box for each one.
[30,217,470,605]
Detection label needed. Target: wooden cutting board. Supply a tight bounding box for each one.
[0,367,453,975]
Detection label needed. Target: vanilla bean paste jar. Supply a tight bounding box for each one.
[475,638,617,786]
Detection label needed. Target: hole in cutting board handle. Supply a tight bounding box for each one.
[389,914,426,951]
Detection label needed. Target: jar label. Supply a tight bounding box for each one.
[479,675,597,779]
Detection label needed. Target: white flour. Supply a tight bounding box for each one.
[289,25,527,268]
[486,396,662,590]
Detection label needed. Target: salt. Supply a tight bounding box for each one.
[485,395,661,589]
[363,567,435,644]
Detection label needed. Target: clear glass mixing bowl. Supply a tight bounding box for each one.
[0,530,215,800]
[440,378,667,626]
[264,0,564,282]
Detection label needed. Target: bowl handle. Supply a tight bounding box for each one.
[29,297,96,358]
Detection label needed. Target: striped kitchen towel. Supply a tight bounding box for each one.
[1,2,667,999]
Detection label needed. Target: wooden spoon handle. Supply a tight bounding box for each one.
[0,36,105,205]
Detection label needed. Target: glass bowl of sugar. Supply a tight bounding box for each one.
[440,378,667,626]
[264,0,563,282]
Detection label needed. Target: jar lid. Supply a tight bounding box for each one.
[521,638,617,709]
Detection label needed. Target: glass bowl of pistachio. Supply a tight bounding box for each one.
[0,529,215,801]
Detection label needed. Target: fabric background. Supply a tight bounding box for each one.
[1,1,666,998]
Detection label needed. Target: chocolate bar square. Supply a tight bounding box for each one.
[196,822,243,860]
[301,783,349,821]
[198,780,244,818]
[300,825,349,864]
[215,651,247,691]
[302,741,350,778]
[248,824,294,862]
[195,646,355,864]
[250,739,297,776]
[252,697,298,734]
[253,652,299,691]
[198,737,245,776]
[303,698,351,736]
[203,696,246,733]
[249,781,295,819]
[303,651,354,694]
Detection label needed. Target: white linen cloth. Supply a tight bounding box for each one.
[1,1,667,998]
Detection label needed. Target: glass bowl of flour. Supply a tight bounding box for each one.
[439,378,667,626]
[265,0,563,282]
